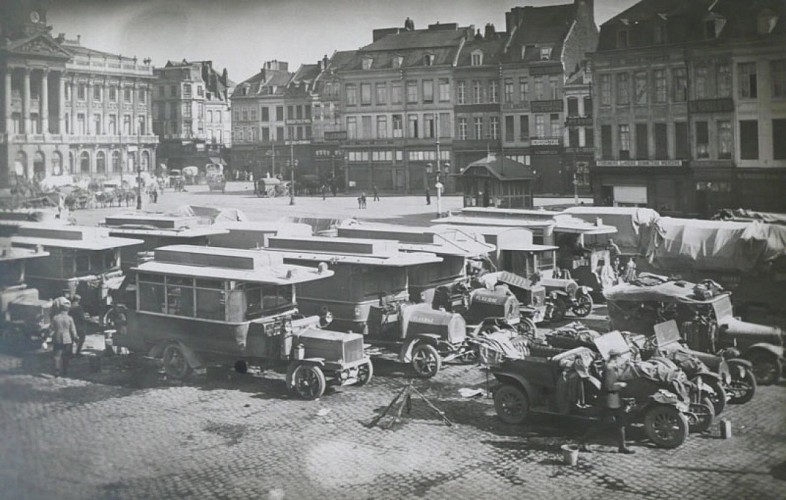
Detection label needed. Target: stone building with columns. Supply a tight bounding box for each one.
[0,0,157,189]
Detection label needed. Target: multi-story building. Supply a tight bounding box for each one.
[590,0,786,215]
[153,60,233,171]
[332,19,474,193]
[0,0,157,187]
[563,62,594,195]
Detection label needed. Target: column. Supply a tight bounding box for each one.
[87,78,93,135]
[41,69,49,135]
[58,72,66,134]
[22,68,30,134]
[4,69,12,134]
[70,75,77,135]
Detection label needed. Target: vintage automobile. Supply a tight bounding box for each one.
[605,275,785,385]
[207,173,226,193]
[255,177,287,198]
[540,277,594,321]
[491,332,710,448]
[110,245,373,400]
[0,246,52,347]
[480,271,548,327]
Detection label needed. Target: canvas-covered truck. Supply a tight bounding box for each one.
[111,245,373,400]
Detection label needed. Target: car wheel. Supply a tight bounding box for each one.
[727,360,757,404]
[644,404,689,448]
[688,396,715,433]
[518,317,537,336]
[356,360,374,386]
[411,343,441,378]
[548,299,567,322]
[493,384,529,425]
[748,352,782,386]
[699,376,727,416]
[291,364,326,400]
[571,293,593,317]
[162,343,191,380]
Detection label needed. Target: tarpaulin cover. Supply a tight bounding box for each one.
[562,207,660,255]
[169,205,248,224]
[645,217,786,273]
[603,279,725,304]
[714,208,786,226]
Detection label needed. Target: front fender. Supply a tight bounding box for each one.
[578,286,593,295]
[491,373,534,401]
[399,334,441,363]
[298,358,326,367]
[744,343,785,360]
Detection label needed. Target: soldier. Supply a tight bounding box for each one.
[50,299,78,377]
[579,346,635,454]
[69,295,88,356]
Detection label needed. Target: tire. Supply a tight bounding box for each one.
[356,360,374,386]
[234,360,248,374]
[571,293,593,317]
[411,343,442,378]
[519,317,537,336]
[290,364,326,400]
[688,396,715,433]
[643,404,689,449]
[748,352,782,386]
[700,376,727,416]
[493,384,529,425]
[727,360,757,405]
[548,298,567,323]
[162,343,191,380]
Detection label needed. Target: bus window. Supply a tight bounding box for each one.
[166,276,195,317]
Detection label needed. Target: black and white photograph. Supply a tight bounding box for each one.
[0,0,785,498]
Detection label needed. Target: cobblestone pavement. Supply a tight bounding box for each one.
[1,318,785,500]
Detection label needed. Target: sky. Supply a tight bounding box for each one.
[47,0,638,84]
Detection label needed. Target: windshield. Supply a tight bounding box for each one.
[241,283,295,319]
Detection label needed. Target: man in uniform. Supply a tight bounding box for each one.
[69,295,88,356]
[50,299,79,377]
[579,346,635,454]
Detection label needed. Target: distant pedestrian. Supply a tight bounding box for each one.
[357,195,363,209]
[623,257,637,283]
[361,193,367,209]
[69,295,88,356]
[321,184,327,200]
[50,299,78,377]
[152,187,158,204]
[373,185,380,201]
[331,184,337,197]
[607,238,621,263]
[425,188,431,205]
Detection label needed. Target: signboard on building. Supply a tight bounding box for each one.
[325,131,347,142]
[530,100,564,113]
[531,138,561,146]
[596,160,683,167]
[565,116,593,127]
[688,98,734,114]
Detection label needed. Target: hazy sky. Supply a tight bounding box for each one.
[47,0,638,83]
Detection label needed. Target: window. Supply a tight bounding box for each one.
[672,68,687,102]
[93,114,102,135]
[504,79,513,103]
[474,117,483,140]
[585,127,594,147]
[601,125,612,159]
[392,114,403,138]
[424,54,435,66]
[616,73,630,105]
[520,115,529,140]
[600,74,611,106]
[694,66,708,99]
[740,120,759,159]
[166,276,195,317]
[391,82,402,104]
[473,81,482,103]
[360,83,371,105]
[346,84,357,105]
[505,116,514,142]
[458,117,468,140]
[717,64,732,97]
[439,113,450,138]
[347,116,357,138]
[183,84,192,98]
[361,116,372,138]
[197,86,203,97]
[634,72,648,105]
[540,47,552,60]
[109,87,117,102]
[138,274,165,313]
[424,114,435,138]
[406,81,418,103]
[124,88,132,102]
[77,84,86,100]
[519,78,529,102]
[550,113,561,138]
[93,86,101,101]
[655,123,668,159]
[261,107,269,121]
[654,24,665,44]
[276,106,284,121]
[717,120,732,159]
[286,106,293,120]
[635,124,648,159]
[295,106,302,120]
[170,85,177,97]
[408,114,419,138]
[738,62,757,99]
[457,81,466,104]
[261,127,269,142]
[567,97,579,117]
[438,79,450,102]
[619,124,631,159]
[535,115,545,137]
[375,83,387,105]
[377,115,387,138]
[675,122,689,159]
[617,30,628,49]
[77,113,86,134]
[490,81,498,103]
[695,121,709,159]
[304,106,311,120]
[195,280,225,321]
[773,119,786,159]
[471,51,483,66]
[362,57,373,70]
[654,70,667,103]
[534,78,544,100]
[568,128,579,147]
[423,80,433,103]
[392,56,403,69]
[490,116,499,140]
[549,77,559,100]
[771,60,786,98]
[276,126,284,142]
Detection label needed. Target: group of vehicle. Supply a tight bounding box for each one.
[0,212,782,450]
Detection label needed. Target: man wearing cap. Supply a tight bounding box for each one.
[579,346,635,454]
[69,295,87,356]
[50,300,78,377]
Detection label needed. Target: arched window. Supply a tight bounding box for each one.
[96,151,106,174]
[141,150,150,171]
[111,150,121,173]
[127,152,135,173]
[80,151,90,174]
[33,151,45,180]
[52,151,63,176]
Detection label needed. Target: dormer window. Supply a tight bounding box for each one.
[471,50,483,66]
[757,9,778,35]
[703,14,726,39]
[392,56,403,69]
[654,23,666,44]
[241,86,249,96]
[617,30,629,48]
[424,54,435,66]
[362,57,373,70]
[540,46,552,60]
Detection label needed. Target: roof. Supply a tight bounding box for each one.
[506,3,578,62]
[554,214,618,235]
[232,68,292,98]
[60,41,134,61]
[603,279,731,304]
[361,26,472,51]
[335,222,495,257]
[132,245,333,285]
[11,225,143,250]
[0,246,49,262]
[460,155,535,181]
[266,236,442,267]
[455,37,507,67]
[106,227,229,238]
[432,216,554,229]
[266,249,442,267]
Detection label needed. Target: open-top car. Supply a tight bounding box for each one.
[605,274,785,385]
[491,332,709,449]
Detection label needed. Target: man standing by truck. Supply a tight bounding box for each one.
[50,299,79,377]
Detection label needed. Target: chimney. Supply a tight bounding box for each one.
[404,17,414,31]
[318,59,324,71]
[323,54,329,70]
[484,23,496,39]
[222,68,228,84]
[475,29,483,40]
